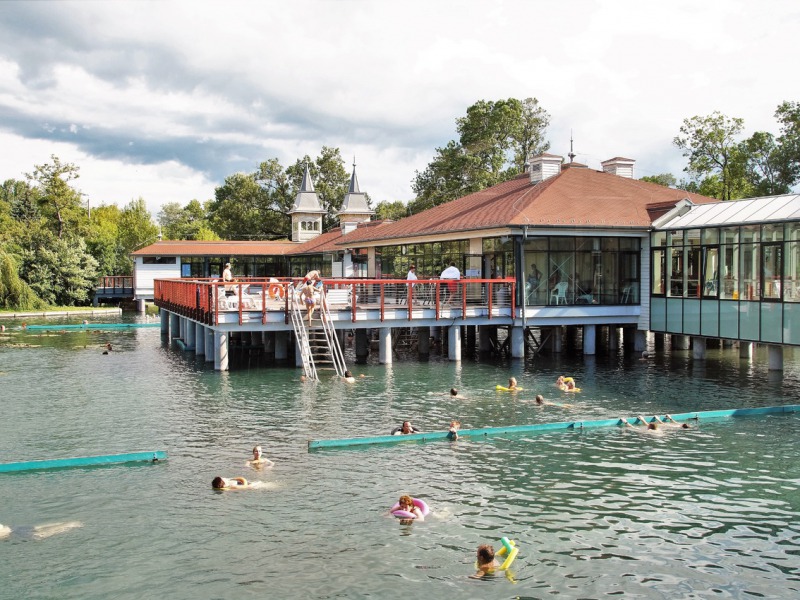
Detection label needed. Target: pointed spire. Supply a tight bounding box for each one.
[348,162,361,194]
[300,163,315,192]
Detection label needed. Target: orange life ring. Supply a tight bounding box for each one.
[268,283,285,300]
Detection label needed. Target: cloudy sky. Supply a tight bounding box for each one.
[1,0,798,217]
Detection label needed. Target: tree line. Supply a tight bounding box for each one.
[2,100,798,310]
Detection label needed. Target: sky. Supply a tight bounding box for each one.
[1,0,799,219]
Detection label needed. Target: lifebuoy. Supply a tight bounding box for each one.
[268,283,285,300]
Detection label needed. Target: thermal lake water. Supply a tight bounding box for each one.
[1,317,798,599]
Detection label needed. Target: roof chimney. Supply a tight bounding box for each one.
[601,157,635,178]
[529,153,563,184]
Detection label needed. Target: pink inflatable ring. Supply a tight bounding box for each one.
[390,497,430,519]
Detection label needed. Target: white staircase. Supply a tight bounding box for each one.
[288,284,347,380]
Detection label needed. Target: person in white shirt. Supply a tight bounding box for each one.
[440,262,460,305]
[406,264,418,282]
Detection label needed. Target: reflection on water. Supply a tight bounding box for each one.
[0,318,799,599]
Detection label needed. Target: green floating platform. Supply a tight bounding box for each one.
[0,451,168,473]
[24,323,161,331]
[307,405,800,451]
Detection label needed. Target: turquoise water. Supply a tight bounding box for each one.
[1,318,799,599]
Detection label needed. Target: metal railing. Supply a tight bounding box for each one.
[153,277,516,326]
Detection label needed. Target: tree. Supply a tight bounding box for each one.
[742,131,792,196]
[27,155,87,238]
[159,199,216,240]
[673,112,750,200]
[209,173,275,239]
[374,200,409,221]
[18,233,98,306]
[412,98,551,210]
[775,101,800,188]
[0,250,46,310]
[85,204,123,276]
[117,198,159,274]
[640,173,677,188]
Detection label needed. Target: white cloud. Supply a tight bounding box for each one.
[0,0,799,216]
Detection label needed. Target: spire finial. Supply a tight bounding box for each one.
[568,131,576,163]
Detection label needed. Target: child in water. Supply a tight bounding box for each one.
[448,420,461,440]
[389,495,425,521]
[211,476,252,490]
[471,544,500,578]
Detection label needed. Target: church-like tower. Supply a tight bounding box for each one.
[288,164,327,243]
[335,162,375,233]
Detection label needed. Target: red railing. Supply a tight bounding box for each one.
[153,277,516,326]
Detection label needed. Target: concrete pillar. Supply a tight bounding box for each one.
[692,337,706,360]
[739,341,753,359]
[608,326,618,350]
[185,319,196,351]
[355,329,369,364]
[214,331,229,371]
[634,330,647,353]
[510,326,525,358]
[466,325,477,357]
[160,310,170,337]
[195,323,205,356]
[170,313,180,340]
[479,326,493,354]
[205,328,214,362]
[583,324,596,355]
[672,334,690,350]
[275,331,289,361]
[768,345,784,371]
[379,328,393,364]
[295,336,304,368]
[417,326,430,359]
[136,298,146,313]
[622,327,635,352]
[447,325,462,361]
[654,333,665,350]
[553,326,563,353]
[263,332,275,363]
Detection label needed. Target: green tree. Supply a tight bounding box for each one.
[18,233,98,306]
[209,173,275,239]
[27,155,87,238]
[412,98,550,211]
[742,131,792,196]
[85,204,124,276]
[673,112,750,200]
[117,198,159,274]
[640,173,678,188]
[775,101,800,187]
[0,250,46,310]
[374,200,409,221]
[158,199,215,240]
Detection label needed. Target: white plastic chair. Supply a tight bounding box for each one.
[550,282,568,305]
[621,285,632,304]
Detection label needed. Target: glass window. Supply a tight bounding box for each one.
[652,231,667,247]
[762,243,782,300]
[143,256,177,265]
[762,223,783,242]
[702,246,719,297]
[721,244,739,299]
[652,248,666,295]
[702,229,719,244]
[740,240,758,300]
[786,240,800,302]
[721,227,739,244]
[668,247,684,297]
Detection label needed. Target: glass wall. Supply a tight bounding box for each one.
[654,223,799,303]
[378,241,472,279]
[523,235,640,305]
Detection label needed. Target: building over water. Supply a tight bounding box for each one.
[142,153,800,370]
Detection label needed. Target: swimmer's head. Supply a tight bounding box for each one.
[477,544,495,563]
[344,370,353,378]
[535,394,544,405]
[252,446,262,458]
[509,377,517,386]
[682,423,690,429]
[398,495,414,509]
[450,388,458,396]
[647,422,658,430]
[212,476,226,489]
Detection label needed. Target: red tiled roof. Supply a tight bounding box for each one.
[131,240,297,256]
[348,168,718,243]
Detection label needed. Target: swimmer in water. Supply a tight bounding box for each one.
[470,544,500,578]
[342,370,356,383]
[448,420,461,440]
[507,377,518,390]
[0,521,83,540]
[246,445,274,468]
[387,495,425,521]
[211,476,253,490]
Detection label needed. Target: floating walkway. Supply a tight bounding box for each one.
[23,323,160,331]
[0,451,168,473]
[307,405,800,451]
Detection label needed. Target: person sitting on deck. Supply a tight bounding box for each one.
[391,421,420,435]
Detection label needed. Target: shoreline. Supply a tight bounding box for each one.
[0,307,123,320]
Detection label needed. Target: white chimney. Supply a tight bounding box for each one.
[601,157,635,178]
[529,153,563,184]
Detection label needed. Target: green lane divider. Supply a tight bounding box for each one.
[307,404,800,451]
[24,323,161,331]
[0,451,168,473]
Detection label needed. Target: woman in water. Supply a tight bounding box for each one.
[388,495,425,521]
[246,445,274,468]
[471,544,500,578]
